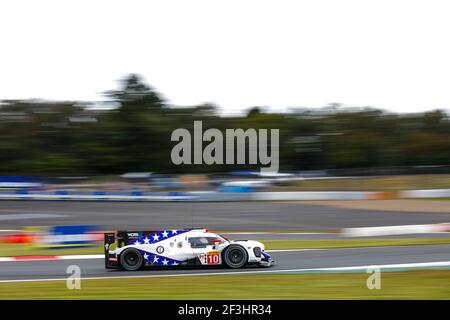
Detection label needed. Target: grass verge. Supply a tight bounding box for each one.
[268,174,450,191]
[1,271,450,299]
[262,238,450,250]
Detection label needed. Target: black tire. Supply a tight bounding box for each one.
[222,245,248,268]
[119,248,144,271]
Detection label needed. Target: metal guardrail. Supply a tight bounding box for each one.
[0,189,448,202]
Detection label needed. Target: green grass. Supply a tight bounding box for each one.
[1,271,450,299]
[268,174,450,191]
[262,238,450,250]
[2,237,450,257]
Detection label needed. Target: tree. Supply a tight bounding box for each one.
[106,74,164,117]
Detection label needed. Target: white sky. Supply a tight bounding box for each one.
[1,0,450,114]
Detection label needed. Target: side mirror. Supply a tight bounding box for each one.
[211,239,221,248]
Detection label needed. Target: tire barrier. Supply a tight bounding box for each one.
[399,189,450,199]
[341,223,450,237]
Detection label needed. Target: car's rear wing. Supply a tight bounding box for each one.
[104,232,117,269]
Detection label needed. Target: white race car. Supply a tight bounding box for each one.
[104,228,274,271]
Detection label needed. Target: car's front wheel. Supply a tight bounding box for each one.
[119,248,144,271]
[222,245,248,268]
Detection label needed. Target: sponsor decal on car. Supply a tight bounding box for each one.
[198,251,221,265]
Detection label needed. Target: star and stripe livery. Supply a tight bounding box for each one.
[128,229,188,245]
[105,228,275,270]
[138,250,182,266]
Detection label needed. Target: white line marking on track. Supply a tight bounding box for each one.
[0,250,320,262]
[58,254,104,260]
[224,232,328,235]
[1,261,450,283]
[269,248,324,252]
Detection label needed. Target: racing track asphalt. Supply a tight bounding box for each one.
[0,200,449,231]
[1,244,450,282]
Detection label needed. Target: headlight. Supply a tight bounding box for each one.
[253,247,262,257]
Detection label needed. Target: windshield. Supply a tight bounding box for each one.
[188,236,227,248]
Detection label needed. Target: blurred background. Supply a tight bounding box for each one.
[0,73,448,250]
[1,0,450,299]
[0,73,448,178]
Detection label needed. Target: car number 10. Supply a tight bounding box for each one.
[207,252,221,264]
[199,252,221,265]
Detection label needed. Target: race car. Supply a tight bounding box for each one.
[104,228,274,271]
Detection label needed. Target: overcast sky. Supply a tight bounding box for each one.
[1,0,449,114]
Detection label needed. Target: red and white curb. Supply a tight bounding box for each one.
[0,254,103,262]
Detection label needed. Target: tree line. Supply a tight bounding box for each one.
[0,74,449,175]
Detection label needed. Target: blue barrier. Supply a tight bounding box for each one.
[40,225,100,249]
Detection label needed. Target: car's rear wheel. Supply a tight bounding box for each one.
[223,245,248,268]
[120,248,144,271]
